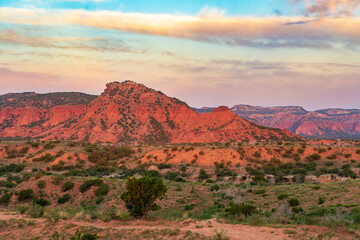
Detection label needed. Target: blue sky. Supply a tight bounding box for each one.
[0,0,359,110]
[0,0,293,16]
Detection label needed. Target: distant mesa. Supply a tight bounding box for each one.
[194,104,360,139]
[0,81,301,143]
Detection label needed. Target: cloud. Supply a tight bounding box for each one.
[0,7,359,49]
[198,5,226,18]
[0,29,145,53]
[290,0,360,17]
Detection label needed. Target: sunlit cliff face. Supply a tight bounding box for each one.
[0,0,359,110]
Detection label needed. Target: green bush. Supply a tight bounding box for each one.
[58,194,71,204]
[226,204,257,218]
[32,153,54,162]
[198,169,210,180]
[27,204,44,218]
[94,183,110,197]
[184,204,195,211]
[157,163,172,169]
[210,184,220,192]
[37,180,46,189]
[79,179,103,193]
[306,154,321,161]
[0,192,11,204]
[252,175,267,184]
[70,228,98,240]
[288,198,300,207]
[297,148,305,154]
[121,176,167,217]
[33,198,50,206]
[277,193,289,200]
[17,189,35,201]
[62,181,75,192]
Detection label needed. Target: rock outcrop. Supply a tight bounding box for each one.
[0,81,302,143]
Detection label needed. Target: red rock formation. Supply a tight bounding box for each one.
[0,81,302,143]
[196,105,360,138]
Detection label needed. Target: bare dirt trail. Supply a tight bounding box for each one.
[0,211,346,240]
[69,218,290,240]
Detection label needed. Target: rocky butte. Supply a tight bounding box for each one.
[0,81,302,143]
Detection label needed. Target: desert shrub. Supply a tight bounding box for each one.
[70,229,99,240]
[17,189,35,201]
[94,183,110,197]
[351,208,360,224]
[297,148,305,154]
[184,204,195,211]
[30,142,39,148]
[87,145,134,165]
[27,204,44,218]
[121,176,167,217]
[79,179,103,193]
[254,189,266,195]
[164,171,185,182]
[325,162,334,166]
[215,165,236,177]
[356,149,360,155]
[62,181,74,192]
[198,169,210,180]
[253,151,261,158]
[32,153,54,162]
[288,198,300,207]
[0,163,25,175]
[0,180,16,188]
[58,194,71,204]
[318,148,326,153]
[33,198,50,206]
[245,167,264,176]
[210,184,220,192]
[252,175,267,185]
[318,196,325,205]
[37,180,46,189]
[52,175,63,185]
[213,229,229,240]
[226,203,257,218]
[157,163,172,169]
[277,193,289,200]
[0,192,11,204]
[327,154,337,160]
[344,153,352,159]
[95,197,104,205]
[44,142,56,150]
[306,154,321,161]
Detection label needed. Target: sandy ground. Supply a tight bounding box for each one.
[0,211,352,240]
[0,211,294,240]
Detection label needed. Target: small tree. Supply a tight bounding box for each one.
[121,176,167,218]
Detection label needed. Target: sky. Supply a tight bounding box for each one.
[0,0,359,110]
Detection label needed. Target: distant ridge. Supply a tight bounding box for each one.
[0,81,301,143]
[193,105,360,139]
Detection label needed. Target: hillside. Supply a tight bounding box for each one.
[194,105,360,139]
[0,81,301,143]
[0,92,96,138]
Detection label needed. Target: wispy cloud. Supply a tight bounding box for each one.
[0,29,145,53]
[290,0,360,17]
[0,7,359,49]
